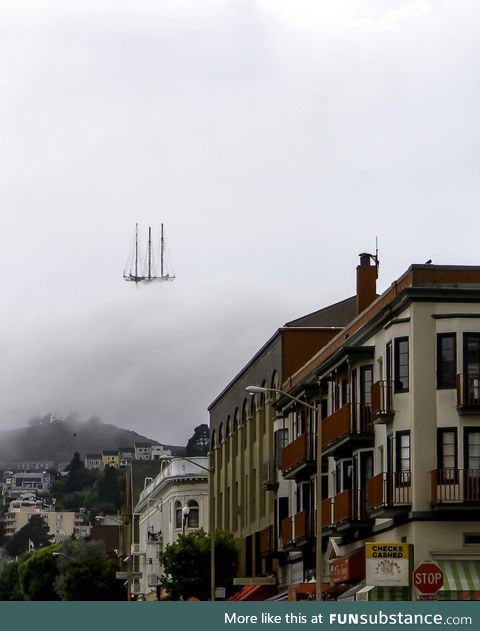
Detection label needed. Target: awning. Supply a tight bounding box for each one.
[228,584,278,601]
[437,561,480,592]
[266,590,288,601]
[356,585,410,601]
[337,580,366,601]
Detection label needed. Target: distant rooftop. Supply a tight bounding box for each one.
[285,295,358,328]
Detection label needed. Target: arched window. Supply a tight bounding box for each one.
[175,500,182,529]
[187,499,199,528]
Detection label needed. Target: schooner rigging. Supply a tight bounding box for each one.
[123,223,175,283]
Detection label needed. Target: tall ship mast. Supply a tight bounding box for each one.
[123,223,175,283]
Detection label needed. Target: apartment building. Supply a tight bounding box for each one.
[4,499,87,542]
[275,260,480,600]
[132,457,209,598]
[209,291,361,580]
[2,471,52,499]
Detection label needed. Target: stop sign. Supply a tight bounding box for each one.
[413,562,444,594]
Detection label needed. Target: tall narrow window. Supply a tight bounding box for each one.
[394,337,409,392]
[437,429,457,469]
[437,334,456,389]
[186,500,199,528]
[464,334,480,374]
[274,429,288,467]
[396,431,410,484]
[463,334,480,405]
[386,341,393,382]
[175,501,182,529]
[464,429,480,469]
[360,365,373,405]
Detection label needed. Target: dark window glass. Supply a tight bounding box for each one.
[464,333,480,374]
[394,337,409,392]
[360,365,373,405]
[175,501,182,529]
[437,334,456,389]
[386,342,393,382]
[396,431,410,485]
[187,500,199,528]
[437,429,457,480]
[274,429,288,467]
[465,429,480,470]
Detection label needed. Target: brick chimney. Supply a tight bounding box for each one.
[356,252,377,315]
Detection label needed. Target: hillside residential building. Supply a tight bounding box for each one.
[85,454,103,470]
[102,451,120,468]
[3,499,89,542]
[132,457,209,598]
[2,471,52,500]
[119,447,135,467]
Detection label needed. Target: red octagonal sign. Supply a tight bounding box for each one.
[413,562,444,594]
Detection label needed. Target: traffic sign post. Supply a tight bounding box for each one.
[412,562,444,597]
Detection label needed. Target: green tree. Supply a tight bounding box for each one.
[5,514,54,558]
[186,424,210,457]
[95,466,122,513]
[17,544,60,601]
[51,452,98,510]
[0,561,23,600]
[160,529,238,600]
[54,541,126,601]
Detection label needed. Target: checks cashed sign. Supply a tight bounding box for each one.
[365,542,411,586]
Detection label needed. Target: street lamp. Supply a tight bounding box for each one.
[245,385,323,601]
[52,552,76,562]
[178,456,215,601]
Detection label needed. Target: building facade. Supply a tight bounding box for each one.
[209,287,363,580]
[132,457,209,597]
[276,261,480,600]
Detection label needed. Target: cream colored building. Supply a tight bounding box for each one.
[276,261,480,600]
[132,457,209,597]
[4,499,87,542]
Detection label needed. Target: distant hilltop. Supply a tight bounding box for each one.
[0,414,185,467]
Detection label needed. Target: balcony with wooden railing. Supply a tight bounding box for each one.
[322,497,334,530]
[456,374,480,411]
[431,469,480,504]
[259,525,276,557]
[320,490,371,532]
[371,380,394,420]
[367,471,411,515]
[280,511,314,549]
[280,516,293,547]
[262,459,278,491]
[281,432,316,479]
[321,403,372,453]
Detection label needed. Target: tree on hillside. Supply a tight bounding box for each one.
[5,514,54,558]
[51,452,98,510]
[18,544,60,601]
[94,466,122,513]
[186,424,210,457]
[160,529,238,600]
[0,561,23,600]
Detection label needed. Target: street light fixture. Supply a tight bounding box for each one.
[245,385,323,601]
[52,552,76,562]
[178,456,215,601]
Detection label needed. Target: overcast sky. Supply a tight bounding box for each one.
[1,0,480,445]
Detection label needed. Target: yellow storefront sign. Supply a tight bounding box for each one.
[365,543,410,559]
[365,542,412,587]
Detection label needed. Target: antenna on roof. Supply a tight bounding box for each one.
[374,236,379,278]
